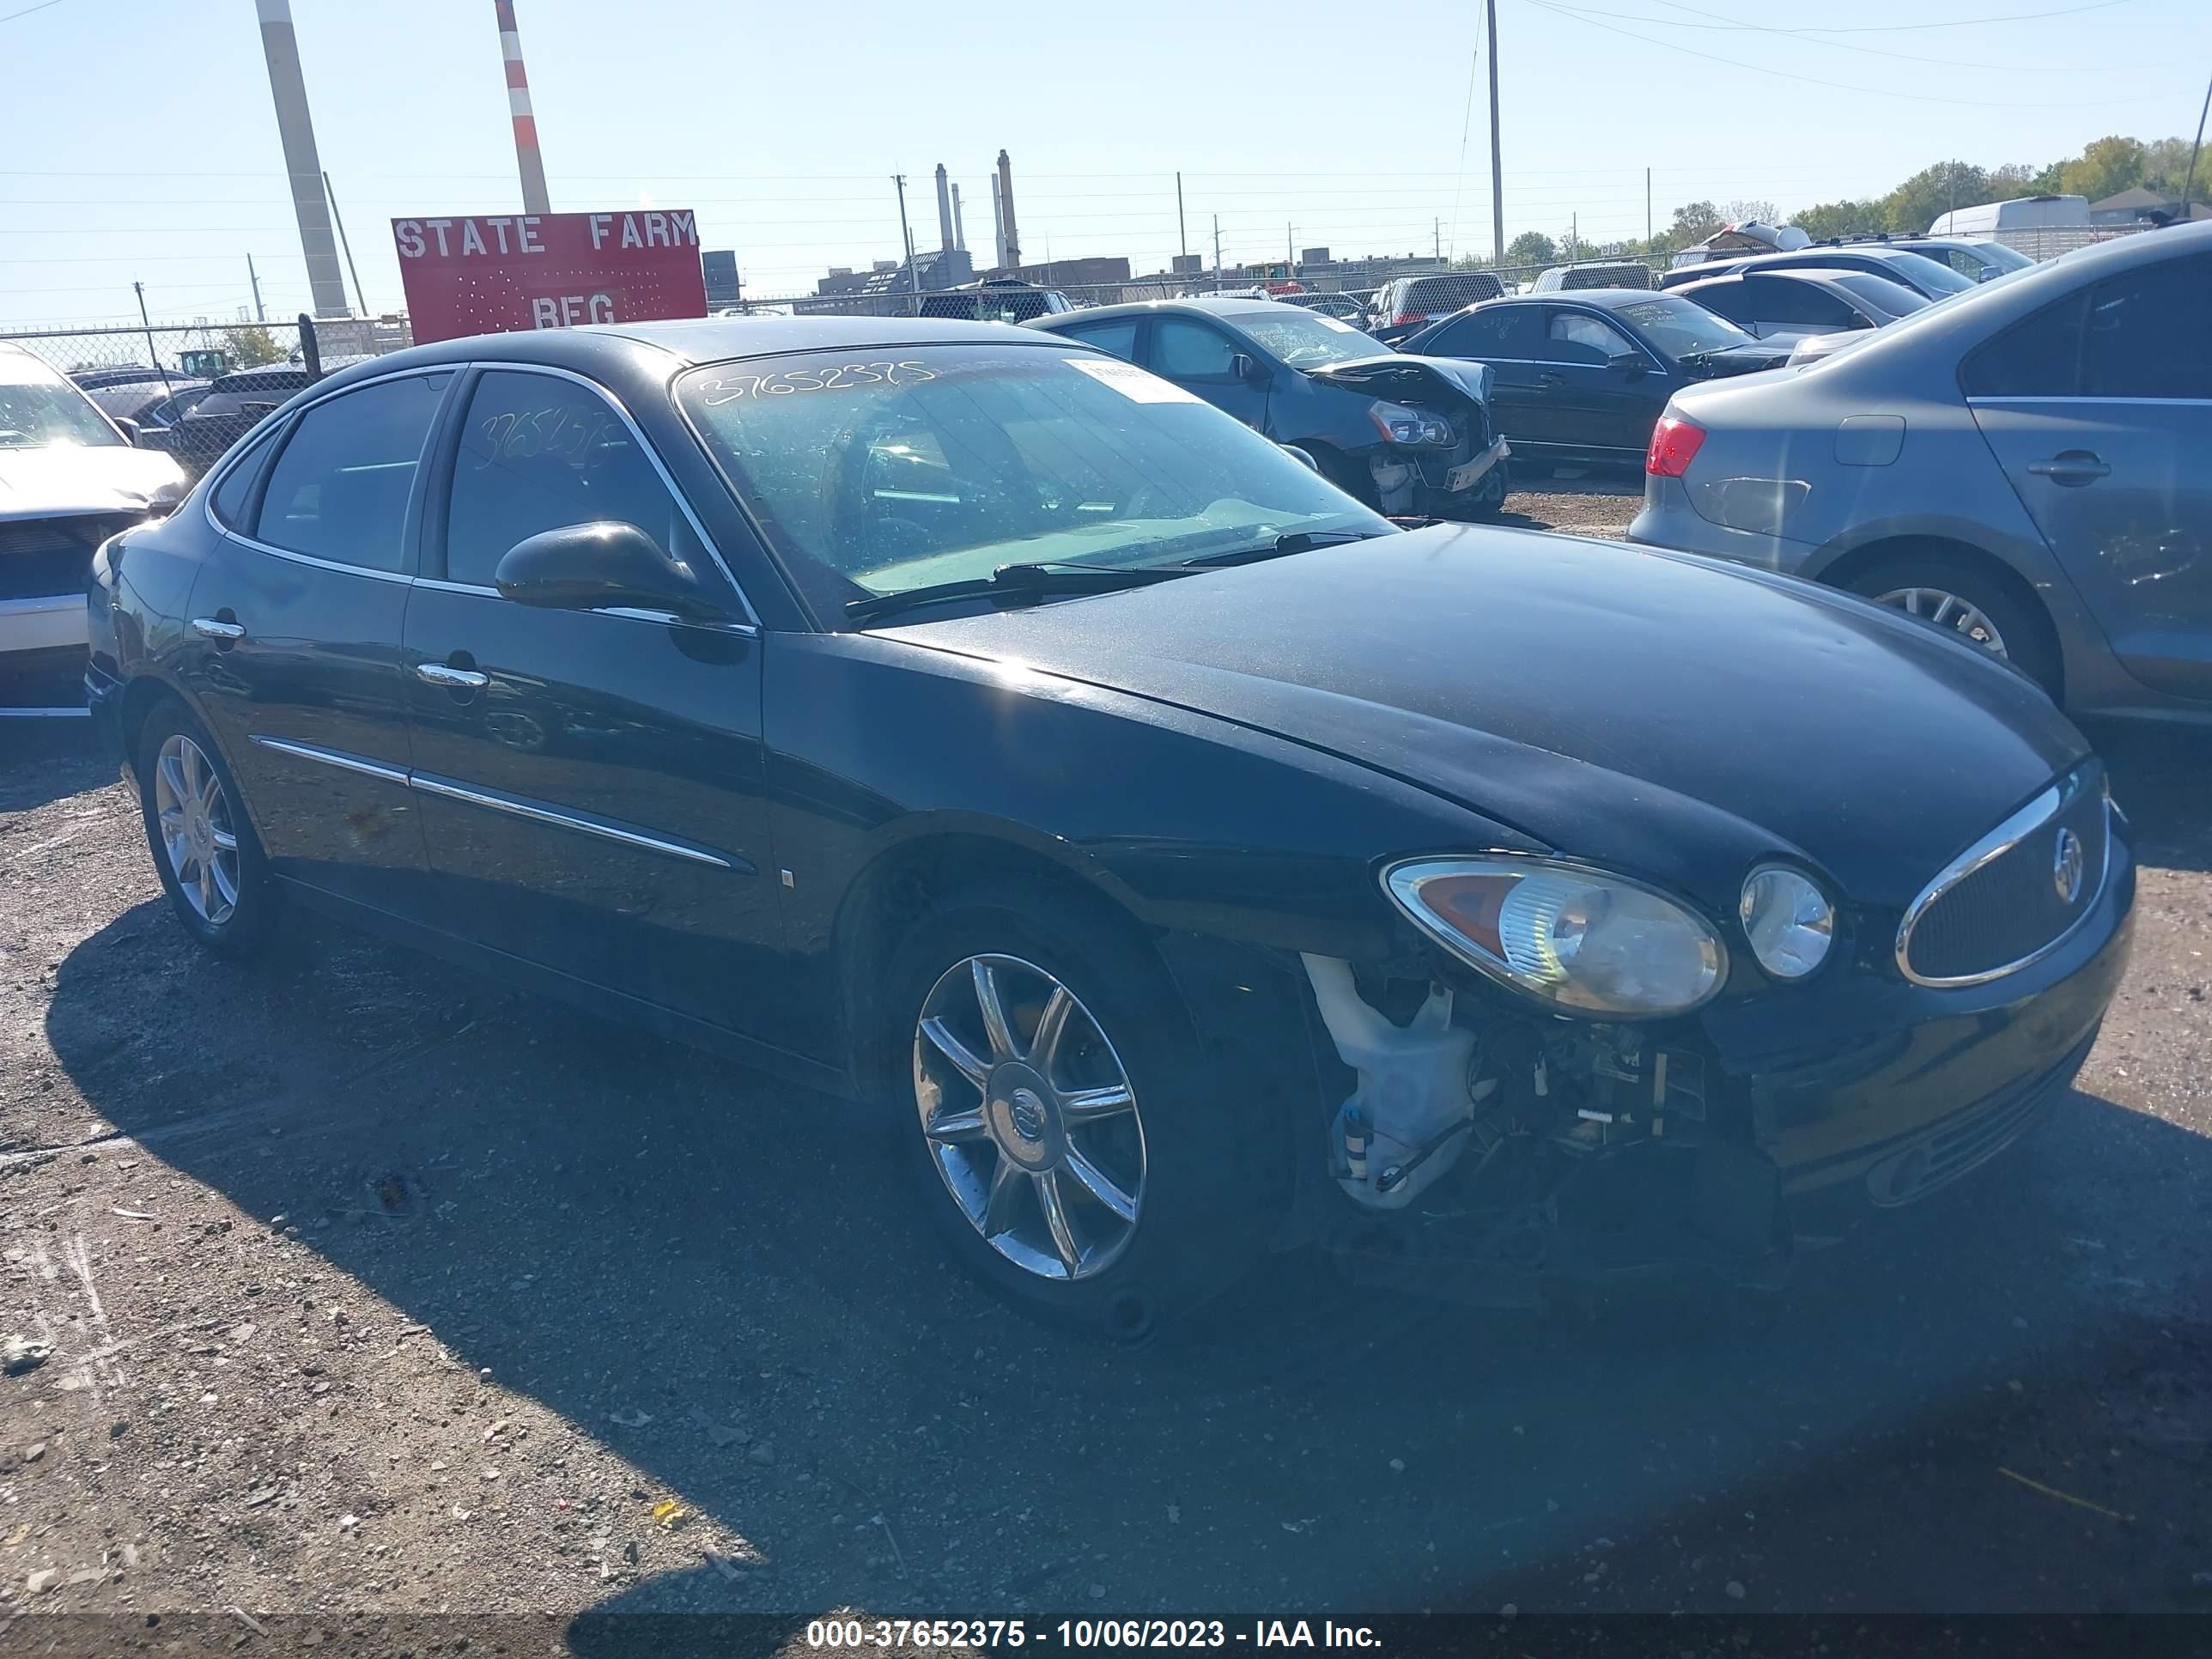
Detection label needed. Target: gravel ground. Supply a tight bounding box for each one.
[3,515,2210,1631]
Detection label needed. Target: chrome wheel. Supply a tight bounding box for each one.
[1874,586,2009,659]
[913,953,1147,1282]
[153,733,240,927]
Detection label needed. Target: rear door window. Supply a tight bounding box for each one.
[1056,320,1140,362]
[1741,276,1857,329]
[2081,255,2212,400]
[1424,305,1540,359]
[1962,294,2089,398]
[1538,309,1634,365]
[252,374,450,571]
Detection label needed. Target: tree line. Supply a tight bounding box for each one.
[1476,132,2208,270]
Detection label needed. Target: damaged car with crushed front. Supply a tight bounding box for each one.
[87,319,2134,1337]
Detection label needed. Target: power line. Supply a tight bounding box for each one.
[1555,0,2138,31]
[1547,0,2142,68]
[1516,0,2184,107]
[0,0,70,24]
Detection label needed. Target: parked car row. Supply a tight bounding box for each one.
[80,307,2139,1338]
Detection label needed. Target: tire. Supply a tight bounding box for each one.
[135,696,279,957]
[1844,551,2059,699]
[1312,447,1378,511]
[883,882,1279,1339]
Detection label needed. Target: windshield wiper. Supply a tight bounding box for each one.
[1179,529,1388,568]
[845,561,1190,623]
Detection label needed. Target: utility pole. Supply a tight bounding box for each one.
[1571,212,1578,257]
[494,1,551,215]
[1286,222,1294,269]
[1645,167,1652,248]
[323,171,367,318]
[893,174,920,296]
[133,283,174,395]
[253,0,348,317]
[247,254,264,323]
[1176,171,1187,260]
[1487,0,1504,266]
[1433,218,1441,260]
[2183,71,2212,219]
[1212,215,1222,290]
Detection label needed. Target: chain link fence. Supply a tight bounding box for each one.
[3,314,415,478]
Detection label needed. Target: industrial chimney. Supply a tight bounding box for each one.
[996,149,1021,270]
[990,173,1007,270]
[253,0,349,317]
[933,164,955,253]
[951,184,966,252]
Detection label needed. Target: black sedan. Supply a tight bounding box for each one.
[1032,297,1511,516]
[86,318,2133,1336]
[1401,289,1791,470]
[1669,266,1929,343]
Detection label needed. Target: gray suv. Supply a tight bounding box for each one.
[1628,221,2212,720]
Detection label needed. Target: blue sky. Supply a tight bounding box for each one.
[3,0,2207,328]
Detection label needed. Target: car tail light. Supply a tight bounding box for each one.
[1646,415,1707,477]
[1392,313,1420,327]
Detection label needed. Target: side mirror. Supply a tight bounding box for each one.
[1607,350,1648,379]
[1231,352,1273,387]
[494,521,723,620]
[113,416,142,446]
[1279,444,1322,473]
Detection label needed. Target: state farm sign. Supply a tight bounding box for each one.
[391,210,708,343]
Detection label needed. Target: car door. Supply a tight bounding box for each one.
[1419,304,1543,447]
[1964,251,2212,702]
[182,370,453,912]
[1141,316,1270,432]
[400,364,787,1037]
[1528,307,1658,456]
[1731,276,1864,340]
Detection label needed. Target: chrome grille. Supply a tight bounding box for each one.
[1898,765,2110,988]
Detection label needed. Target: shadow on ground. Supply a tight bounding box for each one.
[39,882,2212,1617]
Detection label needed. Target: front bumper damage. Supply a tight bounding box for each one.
[1288,838,2132,1307]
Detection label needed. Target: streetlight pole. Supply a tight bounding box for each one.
[1487,0,1504,266]
[893,174,919,298]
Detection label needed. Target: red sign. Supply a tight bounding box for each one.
[391,210,708,343]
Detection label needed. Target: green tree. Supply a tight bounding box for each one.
[1667,200,1723,247]
[222,325,286,369]
[1505,229,1559,267]
[1792,198,1886,240]
[2057,135,2149,203]
[1723,198,1778,226]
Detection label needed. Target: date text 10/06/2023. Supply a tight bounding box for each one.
[803,1620,1383,1650]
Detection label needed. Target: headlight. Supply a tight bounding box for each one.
[1738,866,1833,980]
[1385,857,1726,1018]
[1367,399,1453,447]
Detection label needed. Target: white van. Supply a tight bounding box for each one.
[1,343,186,702]
[1925,194,2091,237]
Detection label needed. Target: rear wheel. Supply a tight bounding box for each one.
[884,884,1278,1338]
[1844,551,2059,699]
[135,698,278,957]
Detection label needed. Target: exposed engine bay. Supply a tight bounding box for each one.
[1299,953,1788,1304]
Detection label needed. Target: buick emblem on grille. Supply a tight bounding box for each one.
[2052,827,2086,904]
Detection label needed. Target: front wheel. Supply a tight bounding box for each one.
[886,886,1278,1338]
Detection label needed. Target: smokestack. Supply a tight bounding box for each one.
[253,0,349,317]
[996,149,1021,269]
[951,183,966,252]
[493,0,551,215]
[933,163,954,253]
[990,173,1007,270]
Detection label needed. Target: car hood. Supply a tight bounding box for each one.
[878,525,2087,911]
[1303,354,1493,408]
[0,443,185,520]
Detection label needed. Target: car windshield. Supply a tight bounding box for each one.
[1607,295,1757,357]
[0,366,123,449]
[1960,240,2037,273]
[1832,272,1932,318]
[1230,307,1391,368]
[677,343,1391,622]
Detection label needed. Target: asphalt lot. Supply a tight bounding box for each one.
[3,501,2209,1631]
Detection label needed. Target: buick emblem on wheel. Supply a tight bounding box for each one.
[2053,828,2086,904]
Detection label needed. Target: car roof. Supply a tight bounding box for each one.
[1030,296,1294,326]
[307,315,1059,394]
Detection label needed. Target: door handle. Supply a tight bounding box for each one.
[1537,372,1565,387]
[415,662,489,690]
[2026,451,2110,486]
[190,617,245,642]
